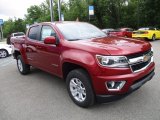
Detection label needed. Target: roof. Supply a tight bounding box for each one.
[30,21,87,27]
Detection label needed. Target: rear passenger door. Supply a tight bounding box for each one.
[26,25,41,66]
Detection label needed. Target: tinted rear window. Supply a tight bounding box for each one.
[14,33,24,36]
[28,26,39,40]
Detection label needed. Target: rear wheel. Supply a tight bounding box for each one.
[152,34,156,41]
[66,69,95,107]
[0,49,8,58]
[17,55,30,75]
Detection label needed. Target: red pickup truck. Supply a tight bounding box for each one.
[11,22,155,107]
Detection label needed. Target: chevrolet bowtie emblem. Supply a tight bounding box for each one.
[143,54,151,62]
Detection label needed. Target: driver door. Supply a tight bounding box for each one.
[35,25,61,76]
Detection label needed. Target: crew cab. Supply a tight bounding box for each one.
[11,22,155,107]
[109,28,133,38]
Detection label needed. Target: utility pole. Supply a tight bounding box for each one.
[137,0,140,28]
[58,0,61,21]
[0,19,3,41]
[50,0,54,22]
[0,25,1,41]
[1,25,3,40]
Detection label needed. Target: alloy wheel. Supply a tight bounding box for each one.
[17,59,23,72]
[69,78,86,102]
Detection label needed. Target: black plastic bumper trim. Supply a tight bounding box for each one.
[96,70,155,103]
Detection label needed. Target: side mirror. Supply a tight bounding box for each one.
[44,36,56,44]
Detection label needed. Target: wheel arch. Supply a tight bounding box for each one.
[13,49,29,64]
[62,62,91,81]
[13,50,21,59]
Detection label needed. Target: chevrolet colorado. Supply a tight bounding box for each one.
[11,22,155,107]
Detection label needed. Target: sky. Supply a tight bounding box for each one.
[0,0,46,21]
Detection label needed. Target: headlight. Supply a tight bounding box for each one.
[96,55,129,68]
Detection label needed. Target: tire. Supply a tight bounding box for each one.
[152,34,156,41]
[66,69,95,107]
[17,55,30,75]
[0,49,8,58]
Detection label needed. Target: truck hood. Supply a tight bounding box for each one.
[74,36,151,55]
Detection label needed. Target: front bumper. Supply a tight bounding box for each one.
[96,69,155,103]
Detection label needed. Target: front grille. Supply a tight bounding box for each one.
[127,49,151,59]
[127,49,153,72]
[131,58,151,72]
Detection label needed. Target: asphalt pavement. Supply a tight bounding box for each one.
[0,40,160,120]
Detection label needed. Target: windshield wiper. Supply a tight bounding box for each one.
[86,35,107,39]
[68,38,83,41]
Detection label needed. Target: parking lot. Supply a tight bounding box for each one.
[0,40,160,120]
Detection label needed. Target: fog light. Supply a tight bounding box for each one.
[106,81,126,91]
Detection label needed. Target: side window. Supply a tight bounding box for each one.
[28,26,39,40]
[41,26,56,41]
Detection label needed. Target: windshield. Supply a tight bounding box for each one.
[56,22,106,41]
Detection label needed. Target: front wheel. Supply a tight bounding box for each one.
[66,69,95,108]
[17,55,30,75]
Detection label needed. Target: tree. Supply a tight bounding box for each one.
[3,0,160,38]
[64,0,88,21]
[3,18,25,38]
[25,5,43,24]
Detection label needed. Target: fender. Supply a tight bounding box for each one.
[61,49,100,76]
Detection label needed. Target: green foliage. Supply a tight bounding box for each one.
[3,18,26,37]
[3,0,160,37]
[63,0,88,21]
[139,0,160,28]
[25,0,51,24]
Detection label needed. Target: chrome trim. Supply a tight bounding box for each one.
[128,56,144,65]
[131,56,153,73]
[129,50,153,73]
[27,58,33,60]
[52,64,59,67]
[105,81,126,91]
